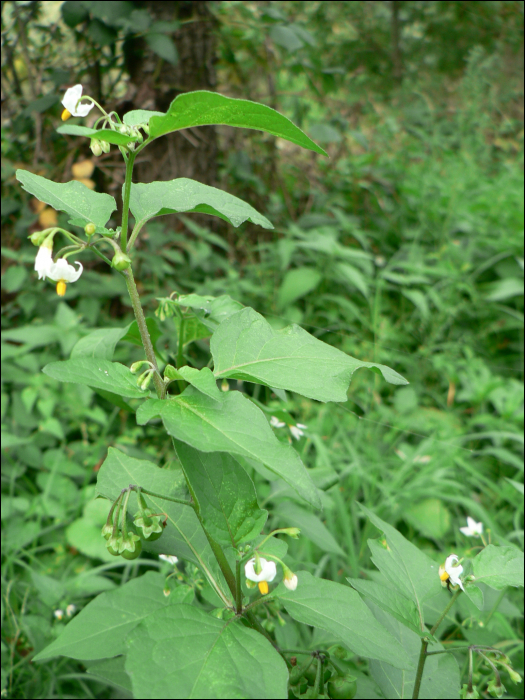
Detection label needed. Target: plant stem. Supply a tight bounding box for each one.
[235,560,243,613]
[131,485,192,507]
[123,267,165,399]
[121,150,136,252]
[412,589,462,699]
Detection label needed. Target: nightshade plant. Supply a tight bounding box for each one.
[17,87,523,699]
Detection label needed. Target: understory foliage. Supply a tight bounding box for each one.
[1,2,523,699]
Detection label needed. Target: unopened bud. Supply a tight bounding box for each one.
[29,229,53,246]
[100,140,110,153]
[84,222,96,235]
[142,124,150,136]
[283,527,301,539]
[111,250,132,271]
[90,139,103,156]
[138,370,154,390]
[130,360,152,374]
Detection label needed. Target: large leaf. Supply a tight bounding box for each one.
[57,124,139,146]
[472,545,524,589]
[149,91,327,155]
[16,170,116,228]
[174,441,268,547]
[136,388,321,509]
[167,293,243,331]
[33,572,174,661]
[125,604,288,699]
[361,505,442,631]
[97,448,231,605]
[43,357,146,398]
[369,604,460,699]
[128,179,273,229]
[276,571,412,669]
[212,308,408,402]
[347,578,424,637]
[71,327,129,360]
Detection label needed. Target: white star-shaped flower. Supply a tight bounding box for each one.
[159,554,178,565]
[439,554,465,591]
[34,245,83,295]
[270,416,285,428]
[61,84,94,120]
[289,423,307,441]
[245,557,276,595]
[460,517,483,538]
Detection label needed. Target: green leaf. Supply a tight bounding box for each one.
[125,604,288,699]
[168,293,243,331]
[145,32,178,64]
[149,91,327,155]
[347,578,425,637]
[121,317,161,349]
[472,545,524,589]
[277,267,322,309]
[212,308,408,402]
[165,366,222,401]
[174,441,268,546]
[276,571,412,669]
[71,327,129,360]
[123,109,164,127]
[32,572,174,661]
[274,502,345,556]
[136,389,321,509]
[128,179,273,229]
[85,657,132,695]
[369,604,460,699]
[361,505,442,630]
[403,498,451,540]
[16,170,116,228]
[43,358,146,398]
[56,125,139,145]
[97,448,231,603]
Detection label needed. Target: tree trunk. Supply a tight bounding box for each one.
[119,0,218,188]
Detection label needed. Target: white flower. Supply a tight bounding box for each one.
[53,609,64,620]
[460,517,483,538]
[61,84,94,120]
[245,557,276,595]
[439,554,464,591]
[283,570,298,591]
[35,245,53,280]
[66,604,76,617]
[159,554,178,565]
[270,416,286,428]
[289,423,307,441]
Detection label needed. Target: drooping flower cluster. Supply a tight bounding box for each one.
[244,556,298,595]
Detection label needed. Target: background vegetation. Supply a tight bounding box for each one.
[1,1,523,697]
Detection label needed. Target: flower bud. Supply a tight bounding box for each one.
[127,141,136,151]
[101,140,110,153]
[111,250,132,271]
[138,370,154,391]
[90,139,103,156]
[29,229,53,246]
[130,360,152,374]
[282,527,301,539]
[84,222,96,235]
[142,124,150,136]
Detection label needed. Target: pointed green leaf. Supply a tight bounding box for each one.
[125,605,288,699]
[149,91,327,155]
[276,571,412,669]
[16,169,116,228]
[136,389,321,509]
[361,505,442,630]
[33,572,173,661]
[165,366,222,401]
[174,440,268,547]
[212,308,408,402]
[71,327,129,360]
[123,109,164,127]
[128,179,273,229]
[43,358,146,398]
[97,448,231,603]
[347,578,425,637]
[472,545,524,589]
[369,604,460,699]
[57,125,139,145]
[275,502,345,556]
[85,656,132,695]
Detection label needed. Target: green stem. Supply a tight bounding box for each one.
[123,267,165,399]
[121,150,136,252]
[244,610,278,649]
[235,560,242,614]
[176,312,185,369]
[128,220,146,250]
[412,589,462,699]
[130,485,192,508]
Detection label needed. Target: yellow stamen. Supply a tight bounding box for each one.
[439,568,450,582]
[61,108,72,121]
[258,581,269,595]
[56,280,67,296]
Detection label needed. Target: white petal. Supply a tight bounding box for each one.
[270,416,285,428]
[159,554,178,565]
[245,557,277,582]
[289,425,304,440]
[62,84,93,117]
[47,259,83,283]
[35,246,53,279]
[445,554,464,590]
[284,573,298,591]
